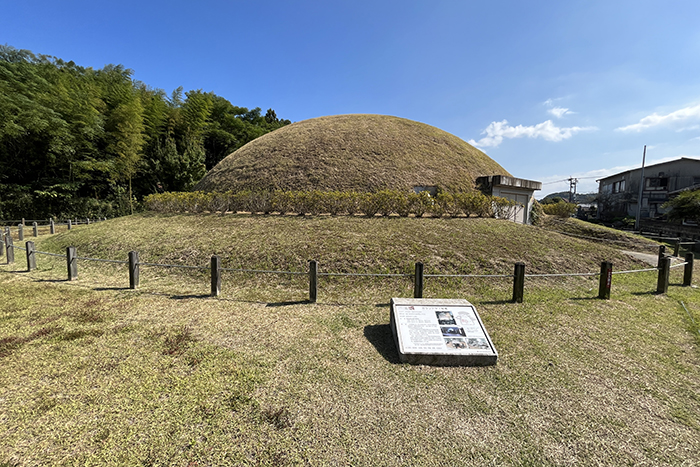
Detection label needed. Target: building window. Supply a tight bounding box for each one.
[645,177,668,190]
[612,180,625,193]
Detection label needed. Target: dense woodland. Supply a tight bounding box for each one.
[0,45,291,219]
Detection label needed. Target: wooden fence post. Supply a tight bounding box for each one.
[683,252,694,287]
[513,262,525,303]
[128,251,139,289]
[87,218,90,225]
[656,256,671,294]
[309,260,318,303]
[17,224,23,241]
[598,261,613,299]
[26,241,36,271]
[67,219,72,230]
[50,218,55,234]
[0,230,4,259]
[414,262,424,298]
[66,246,77,280]
[33,222,38,237]
[5,232,14,264]
[657,245,666,268]
[211,255,221,297]
[674,240,681,257]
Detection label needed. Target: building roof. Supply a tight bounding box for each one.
[597,157,700,183]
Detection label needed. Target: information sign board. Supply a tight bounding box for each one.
[390,298,497,366]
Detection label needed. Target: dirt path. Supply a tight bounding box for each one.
[621,250,682,266]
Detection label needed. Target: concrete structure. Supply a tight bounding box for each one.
[390,298,497,366]
[476,175,542,224]
[597,158,700,220]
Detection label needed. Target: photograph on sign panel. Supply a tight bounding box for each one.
[444,338,467,349]
[441,326,466,337]
[436,311,456,325]
[467,338,490,350]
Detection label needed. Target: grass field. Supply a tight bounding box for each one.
[1,214,699,466]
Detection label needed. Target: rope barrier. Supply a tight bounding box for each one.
[612,267,659,275]
[321,272,413,277]
[424,273,513,278]
[139,262,208,270]
[680,301,699,335]
[6,246,689,284]
[221,267,306,275]
[76,256,129,265]
[34,251,65,258]
[525,272,599,278]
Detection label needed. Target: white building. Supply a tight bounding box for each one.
[476,175,542,224]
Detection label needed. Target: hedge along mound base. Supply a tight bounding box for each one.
[390,298,497,366]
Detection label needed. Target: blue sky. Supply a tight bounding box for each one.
[3,0,700,196]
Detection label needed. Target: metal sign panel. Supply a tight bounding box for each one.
[390,298,497,366]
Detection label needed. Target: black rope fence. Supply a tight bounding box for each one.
[2,235,695,304]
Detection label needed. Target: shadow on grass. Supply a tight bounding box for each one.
[364,324,401,364]
[94,286,132,291]
[29,277,69,283]
[631,290,659,296]
[169,294,215,300]
[266,300,312,307]
[5,269,31,275]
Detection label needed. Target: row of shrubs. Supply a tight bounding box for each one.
[144,190,521,219]
[541,200,578,218]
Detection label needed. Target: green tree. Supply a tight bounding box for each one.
[662,190,700,223]
[0,45,291,218]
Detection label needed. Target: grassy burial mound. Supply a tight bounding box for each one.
[194,114,510,193]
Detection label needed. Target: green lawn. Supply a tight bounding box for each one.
[1,214,698,466]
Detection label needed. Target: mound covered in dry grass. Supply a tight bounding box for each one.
[195,114,510,193]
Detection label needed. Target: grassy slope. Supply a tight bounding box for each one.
[36,213,652,275]
[195,114,510,193]
[1,214,699,466]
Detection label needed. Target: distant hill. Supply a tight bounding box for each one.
[540,191,597,204]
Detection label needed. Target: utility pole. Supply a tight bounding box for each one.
[634,145,647,232]
[568,177,578,203]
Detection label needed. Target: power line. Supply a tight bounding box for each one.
[542,175,599,186]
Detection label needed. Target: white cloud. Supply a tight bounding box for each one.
[548,107,571,118]
[616,103,700,132]
[468,119,596,148]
